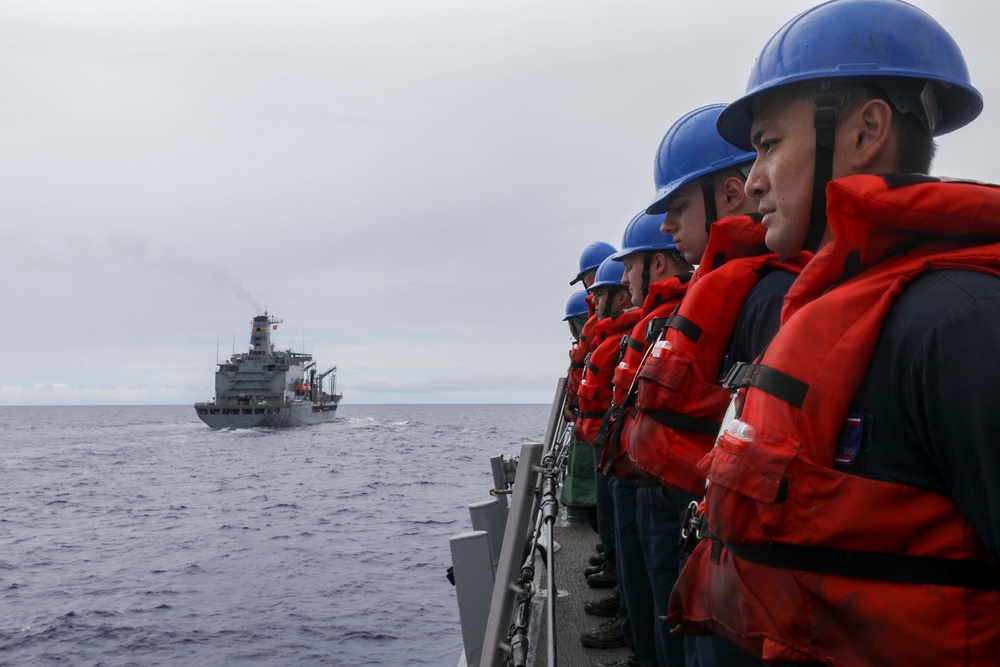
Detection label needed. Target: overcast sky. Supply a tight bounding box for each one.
[2,0,998,406]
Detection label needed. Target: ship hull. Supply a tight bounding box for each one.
[194,399,341,429]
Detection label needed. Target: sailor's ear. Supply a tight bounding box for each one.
[840,98,894,173]
[649,252,667,274]
[719,176,748,215]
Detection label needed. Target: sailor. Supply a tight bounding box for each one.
[586,211,693,667]
[568,241,624,588]
[568,241,619,422]
[603,104,806,667]
[563,289,591,424]
[669,2,1000,665]
[560,289,600,531]
[575,255,642,660]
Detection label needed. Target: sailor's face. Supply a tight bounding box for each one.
[590,286,610,318]
[620,255,645,307]
[745,96,816,256]
[581,269,597,289]
[660,180,710,265]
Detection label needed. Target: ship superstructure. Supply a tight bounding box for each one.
[194,312,342,428]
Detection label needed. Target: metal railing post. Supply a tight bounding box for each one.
[478,442,544,667]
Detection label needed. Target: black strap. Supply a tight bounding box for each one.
[625,335,645,353]
[644,314,701,344]
[592,407,615,447]
[807,89,837,253]
[641,254,651,303]
[579,410,609,420]
[727,542,1000,591]
[569,361,586,369]
[666,314,702,343]
[701,179,718,234]
[722,362,809,409]
[645,409,723,438]
[586,360,600,376]
[613,334,631,369]
[596,404,627,471]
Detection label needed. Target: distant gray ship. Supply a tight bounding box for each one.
[194,313,343,428]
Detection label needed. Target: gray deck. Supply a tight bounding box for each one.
[534,522,631,666]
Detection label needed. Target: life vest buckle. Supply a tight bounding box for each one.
[721,361,755,391]
[645,317,670,343]
[679,500,706,555]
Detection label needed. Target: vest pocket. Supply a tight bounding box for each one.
[635,350,692,410]
[706,425,799,505]
[577,382,599,402]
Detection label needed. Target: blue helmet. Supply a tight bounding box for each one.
[611,211,676,261]
[717,0,983,150]
[570,241,617,285]
[563,290,590,321]
[587,256,626,292]
[647,105,756,215]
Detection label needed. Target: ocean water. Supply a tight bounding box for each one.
[0,403,551,666]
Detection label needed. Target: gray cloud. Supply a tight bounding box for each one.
[2,0,998,405]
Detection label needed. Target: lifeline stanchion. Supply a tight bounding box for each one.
[539,449,561,667]
[532,387,575,667]
[480,378,574,667]
[507,392,572,667]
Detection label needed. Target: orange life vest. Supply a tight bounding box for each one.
[671,175,1000,665]
[575,308,643,444]
[564,308,599,410]
[611,274,691,406]
[579,312,598,356]
[565,338,587,404]
[615,216,807,494]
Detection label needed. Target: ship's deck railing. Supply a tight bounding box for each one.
[450,378,572,667]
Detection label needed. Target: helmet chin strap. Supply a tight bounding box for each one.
[641,254,652,302]
[808,84,838,253]
[700,179,718,235]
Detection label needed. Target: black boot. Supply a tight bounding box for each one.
[586,562,618,588]
[580,613,627,649]
[584,590,620,617]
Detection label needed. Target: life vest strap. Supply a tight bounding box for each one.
[645,314,702,344]
[579,411,609,420]
[625,335,645,353]
[596,403,627,470]
[722,361,809,409]
[726,542,1000,590]
[569,361,586,369]
[645,409,723,437]
[666,314,702,343]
